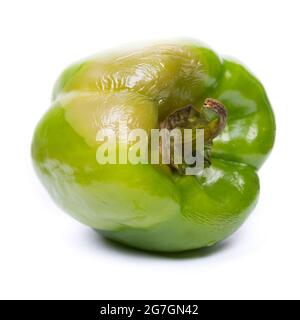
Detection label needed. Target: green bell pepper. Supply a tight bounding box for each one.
[32,40,275,252]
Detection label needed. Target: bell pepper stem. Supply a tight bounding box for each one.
[160,98,227,174]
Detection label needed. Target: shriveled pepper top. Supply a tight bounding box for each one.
[52,41,275,169]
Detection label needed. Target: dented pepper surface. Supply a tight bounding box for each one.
[32,40,275,252]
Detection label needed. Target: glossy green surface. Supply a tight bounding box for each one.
[32,40,275,252]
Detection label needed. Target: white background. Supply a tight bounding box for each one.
[0,0,299,300]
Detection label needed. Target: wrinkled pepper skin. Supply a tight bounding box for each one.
[32,40,275,252]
